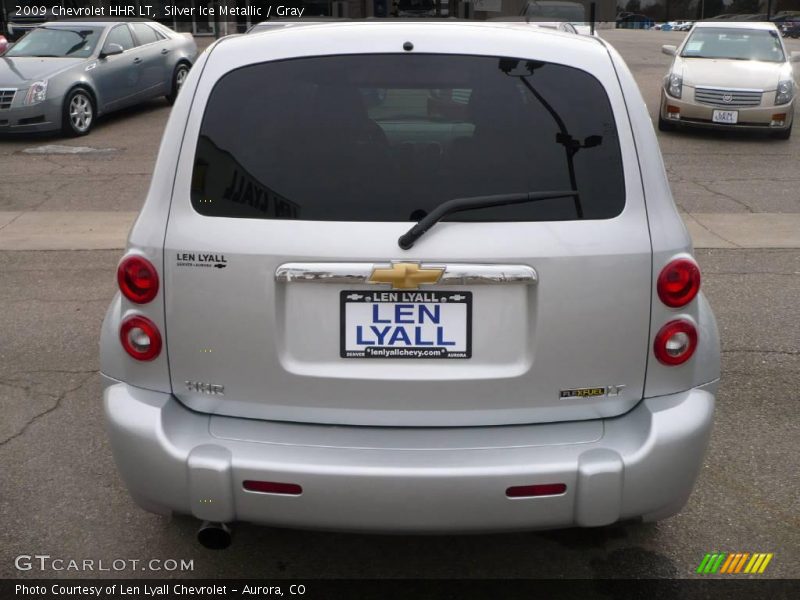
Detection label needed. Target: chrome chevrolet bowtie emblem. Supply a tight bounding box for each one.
[368,262,444,290]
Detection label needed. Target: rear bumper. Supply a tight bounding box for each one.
[104,378,716,533]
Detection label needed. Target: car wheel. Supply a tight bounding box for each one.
[772,123,792,140]
[62,88,94,137]
[166,63,190,105]
[658,115,675,132]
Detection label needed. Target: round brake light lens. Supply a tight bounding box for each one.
[118,255,159,304]
[654,320,697,366]
[120,316,162,361]
[657,258,700,308]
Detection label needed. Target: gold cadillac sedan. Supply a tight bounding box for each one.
[659,22,800,139]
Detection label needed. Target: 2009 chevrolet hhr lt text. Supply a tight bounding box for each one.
[100,21,720,549]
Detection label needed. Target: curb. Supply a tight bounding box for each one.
[1,211,799,251]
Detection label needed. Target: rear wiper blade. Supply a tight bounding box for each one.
[398,190,578,250]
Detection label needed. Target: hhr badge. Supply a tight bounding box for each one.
[186,381,225,395]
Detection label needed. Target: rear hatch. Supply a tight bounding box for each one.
[163,51,652,427]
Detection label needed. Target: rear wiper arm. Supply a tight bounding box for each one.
[398,190,578,250]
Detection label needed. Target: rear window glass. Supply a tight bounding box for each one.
[191,54,625,222]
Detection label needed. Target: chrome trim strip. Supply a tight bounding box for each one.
[275,263,537,285]
[694,85,763,93]
[276,263,375,285]
[439,264,538,285]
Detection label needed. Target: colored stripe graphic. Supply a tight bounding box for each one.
[711,553,726,573]
[699,552,774,574]
[696,554,712,574]
[758,554,774,573]
[699,553,727,574]
[744,554,761,574]
[719,554,736,573]
[734,553,749,573]
[702,553,717,573]
[724,553,741,573]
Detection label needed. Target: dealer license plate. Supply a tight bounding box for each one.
[340,290,472,359]
[712,110,738,124]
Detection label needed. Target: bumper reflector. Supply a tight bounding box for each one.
[243,480,303,495]
[771,113,786,127]
[506,483,567,498]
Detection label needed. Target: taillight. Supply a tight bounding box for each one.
[120,315,162,361]
[654,320,697,366]
[657,258,700,308]
[118,255,159,304]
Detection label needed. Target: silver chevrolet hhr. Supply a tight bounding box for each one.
[101,21,720,549]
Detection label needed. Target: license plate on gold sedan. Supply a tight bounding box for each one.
[712,110,738,124]
[340,290,472,359]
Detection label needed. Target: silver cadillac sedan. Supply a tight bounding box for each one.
[0,20,197,136]
[101,22,720,548]
[659,21,799,139]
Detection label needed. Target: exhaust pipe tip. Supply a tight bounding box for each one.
[197,521,232,550]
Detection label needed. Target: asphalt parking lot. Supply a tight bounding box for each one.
[1,30,799,581]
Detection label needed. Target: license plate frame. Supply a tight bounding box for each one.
[340,290,472,359]
[712,109,738,124]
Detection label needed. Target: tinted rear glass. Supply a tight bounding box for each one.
[191,54,625,222]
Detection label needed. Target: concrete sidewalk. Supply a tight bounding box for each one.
[0,211,139,251]
[0,211,798,250]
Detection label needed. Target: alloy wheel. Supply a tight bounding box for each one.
[69,93,93,133]
[176,66,189,90]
